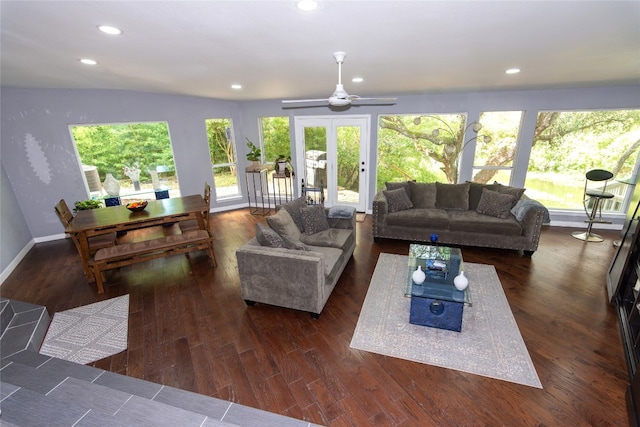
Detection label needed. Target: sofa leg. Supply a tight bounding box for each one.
[310,312,320,319]
[523,250,534,257]
[244,300,256,306]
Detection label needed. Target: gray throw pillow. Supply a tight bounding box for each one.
[300,205,330,235]
[409,182,437,208]
[385,181,411,199]
[467,182,501,211]
[476,189,516,219]
[281,196,307,232]
[383,187,414,213]
[255,223,284,247]
[435,182,470,210]
[266,209,302,242]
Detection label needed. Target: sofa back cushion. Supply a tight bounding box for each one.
[385,181,412,198]
[435,182,470,210]
[300,205,330,235]
[266,209,302,242]
[383,187,414,212]
[495,184,526,207]
[280,196,308,232]
[468,182,501,211]
[409,182,437,208]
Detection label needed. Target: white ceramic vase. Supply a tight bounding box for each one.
[453,271,469,291]
[412,265,426,285]
[103,173,120,197]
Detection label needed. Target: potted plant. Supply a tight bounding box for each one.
[274,154,295,177]
[246,139,262,170]
[74,199,103,212]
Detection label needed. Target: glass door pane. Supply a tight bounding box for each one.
[303,126,327,205]
[336,125,361,205]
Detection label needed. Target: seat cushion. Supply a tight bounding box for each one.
[385,208,450,229]
[305,245,344,284]
[447,210,522,236]
[301,228,354,251]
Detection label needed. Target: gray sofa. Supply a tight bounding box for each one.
[236,198,356,317]
[373,181,549,256]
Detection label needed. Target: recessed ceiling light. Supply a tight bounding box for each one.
[505,68,521,75]
[297,0,318,11]
[79,58,97,65]
[352,77,364,83]
[98,25,122,35]
[231,84,242,90]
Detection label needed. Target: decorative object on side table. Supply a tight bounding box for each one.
[123,162,142,191]
[454,271,469,291]
[245,138,262,171]
[412,265,426,285]
[102,173,121,197]
[273,154,295,177]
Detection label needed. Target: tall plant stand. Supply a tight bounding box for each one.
[245,167,271,215]
[272,173,294,206]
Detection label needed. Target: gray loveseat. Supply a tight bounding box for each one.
[236,198,356,317]
[373,181,549,256]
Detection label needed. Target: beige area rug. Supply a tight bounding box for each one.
[350,253,542,388]
[40,295,129,365]
[356,213,366,222]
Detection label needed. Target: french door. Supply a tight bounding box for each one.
[293,116,370,212]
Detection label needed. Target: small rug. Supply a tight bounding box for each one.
[40,295,129,365]
[350,254,542,388]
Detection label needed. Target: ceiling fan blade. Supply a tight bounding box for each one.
[282,98,329,104]
[350,96,397,104]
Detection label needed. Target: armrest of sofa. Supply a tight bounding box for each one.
[372,191,389,238]
[235,238,328,313]
[326,208,356,230]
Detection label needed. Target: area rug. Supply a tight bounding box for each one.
[350,254,542,388]
[40,295,129,365]
[356,213,366,222]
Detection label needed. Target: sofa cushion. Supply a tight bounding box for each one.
[305,245,344,285]
[448,210,523,236]
[476,189,516,219]
[281,196,307,232]
[266,209,302,242]
[300,205,330,235]
[385,181,412,198]
[468,182,502,211]
[383,187,414,212]
[435,182,470,210]
[409,182,437,209]
[386,208,450,229]
[255,223,284,247]
[301,228,354,251]
[496,184,526,207]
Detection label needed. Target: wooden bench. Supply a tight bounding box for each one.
[90,230,216,293]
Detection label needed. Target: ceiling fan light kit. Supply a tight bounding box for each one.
[282,52,397,108]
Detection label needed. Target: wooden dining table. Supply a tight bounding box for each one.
[66,194,207,281]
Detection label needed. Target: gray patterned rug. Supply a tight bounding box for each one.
[40,295,129,365]
[350,253,542,388]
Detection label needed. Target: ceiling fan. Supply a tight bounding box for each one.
[282,52,397,107]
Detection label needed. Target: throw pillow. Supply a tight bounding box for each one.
[385,181,412,199]
[476,188,516,219]
[467,182,502,211]
[266,209,302,242]
[409,182,437,209]
[435,182,471,210]
[255,223,284,247]
[383,187,414,213]
[281,196,307,232]
[300,205,330,235]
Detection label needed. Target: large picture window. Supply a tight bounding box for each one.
[70,121,179,200]
[525,110,640,212]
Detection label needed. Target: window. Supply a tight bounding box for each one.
[260,116,292,198]
[206,118,240,200]
[525,110,640,212]
[471,111,523,185]
[70,122,179,200]
[378,114,467,189]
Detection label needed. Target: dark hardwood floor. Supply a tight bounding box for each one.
[1,209,630,426]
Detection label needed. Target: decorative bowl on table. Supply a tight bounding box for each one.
[126,200,148,212]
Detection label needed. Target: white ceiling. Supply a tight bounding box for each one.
[1,1,639,102]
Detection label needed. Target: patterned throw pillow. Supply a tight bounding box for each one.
[476,189,516,219]
[281,196,307,232]
[496,184,526,207]
[255,223,284,247]
[266,209,302,242]
[300,205,330,235]
[383,187,414,213]
[385,181,412,199]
